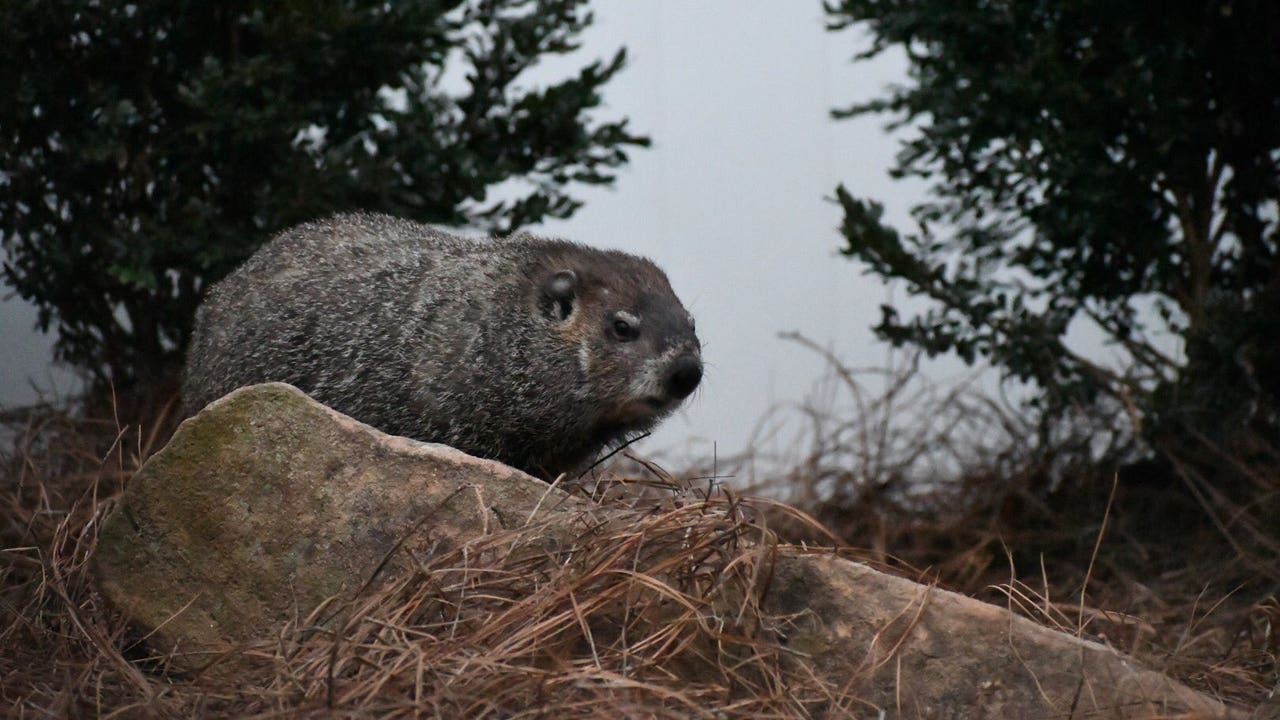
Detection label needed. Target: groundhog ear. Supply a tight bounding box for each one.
[541,270,577,321]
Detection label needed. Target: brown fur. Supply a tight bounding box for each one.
[182,212,703,479]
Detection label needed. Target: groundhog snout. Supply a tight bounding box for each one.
[663,354,703,400]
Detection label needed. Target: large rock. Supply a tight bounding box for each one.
[96,383,594,666]
[95,383,1241,718]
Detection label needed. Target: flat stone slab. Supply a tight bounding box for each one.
[770,555,1237,718]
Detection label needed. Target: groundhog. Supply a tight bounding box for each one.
[181,212,702,480]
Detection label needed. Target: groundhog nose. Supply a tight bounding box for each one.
[664,354,703,400]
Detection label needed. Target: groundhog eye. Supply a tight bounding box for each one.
[612,317,640,341]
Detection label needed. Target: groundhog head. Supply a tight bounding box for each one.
[536,250,702,439]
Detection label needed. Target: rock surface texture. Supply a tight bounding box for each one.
[96,384,1242,718]
[96,383,595,667]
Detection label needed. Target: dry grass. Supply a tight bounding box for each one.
[0,401,855,718]
[696,340,1280,712]
[2,360,1276,715]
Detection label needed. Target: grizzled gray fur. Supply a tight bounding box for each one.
[182,212,702,479]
